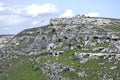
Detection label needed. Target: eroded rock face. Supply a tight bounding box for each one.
[1,15,120,56]
[74,53,120,63]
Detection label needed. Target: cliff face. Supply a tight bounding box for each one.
[1,15,120,55]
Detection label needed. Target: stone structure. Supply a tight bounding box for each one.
[50,15,113,26]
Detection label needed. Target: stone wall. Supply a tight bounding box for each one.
[50,15,83,25]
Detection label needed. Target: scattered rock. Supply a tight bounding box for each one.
[77,71,87,77]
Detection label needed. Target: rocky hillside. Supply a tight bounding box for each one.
[2,15,120,54]
[0,15,120,80]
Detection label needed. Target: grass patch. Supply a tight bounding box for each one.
[14,45,24,50]
[0,56,46,80]
[91,39,97,42]
[95,42,109,47]
[105,24,120,32]
[59,71,79,80]
[28,38,34,44]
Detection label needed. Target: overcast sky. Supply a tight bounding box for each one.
[0,0,120,34]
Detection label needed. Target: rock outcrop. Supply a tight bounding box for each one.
[0,35,14,49]
[1,15,120,56]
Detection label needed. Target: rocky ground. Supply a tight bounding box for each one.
[0,15,120,80]
[0,35,14,48]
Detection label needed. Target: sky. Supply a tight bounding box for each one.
[0,0,120,34]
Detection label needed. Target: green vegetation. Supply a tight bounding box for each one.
[14,45,24,50]
[91,39,97,42]
[79,40,84,45]
[0,49,120,80]
[0,56,46,80]
[59,71,78,80]
[39,55,56,63]
[95,42,109,47]
[115,33,120,37]
[92,26,107,32]
[105,24,120,32]
[97,28,107,32]
[28,38,34,44]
